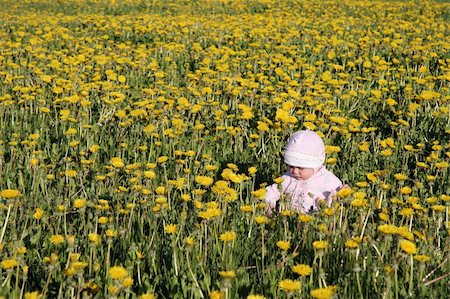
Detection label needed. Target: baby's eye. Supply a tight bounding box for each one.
[288,165,304,170]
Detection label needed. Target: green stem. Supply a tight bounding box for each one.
[173,241,179,276]
[394,264,399,299]
[356,270,363,299]
[43,271,52,295]
[261,228,265,287]
[0,204,12,244]
[204,222,208,266]
[186,251,204,298]
[409,255,414,296]
[106,241,111,275]
[1,271,12,288]
[19,276,26,299]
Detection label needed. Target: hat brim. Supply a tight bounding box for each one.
[284,150,325,168]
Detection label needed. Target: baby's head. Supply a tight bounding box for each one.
[284,130,325,180]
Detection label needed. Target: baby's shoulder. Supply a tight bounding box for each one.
[316,168,342,186]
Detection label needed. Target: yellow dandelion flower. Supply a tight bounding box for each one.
[65,128,77,136]
[414,255,431,263]
[310,286,337,299]
[157,156,168,163]
[117,75,126,83]
[65,170,77,177]
[380,149,392,156]
[164,224,177,234]
[140,293,155,299]
[435,161,449,169]
[325,145,341,154]
[273,177,284,184]
[356,181,369,188]
[106,229,117,238]
[16,247,27,255]
[89,144,100,153]
[108,284,119,295]
[24,291,41,299]
[49,234,65,245]
[123,277,133,288]
[255,215,269,225]
[323,207,336,216]
[30,158,39,166]
[73,198,86,209]
[195,176,214,187]
[326,157,337,165]
[257,121,270,132]
[358,142,370,152]
[350,198,367,208]
[394,173,408,181]
[248,167,257,175]
[155,186,166,195]
[198,207,221,220]
[33,208,44,220]
[426,175,436,181]
[397,227,414,241]
[240,205,253,213]
[209,290,224,299]
[378,224,398,234]
[416,162,428,168]
[1,259,19,269]
[276,240,291,251]
[219,231,236,242]
[181,194,191,202]
[345,239,359,249]
[336,187,353,198]
[400,186,412,195]
[88,233,100,246]
[399,208,414,216]
[64,266,77,277]
[219,270,236,279]
[299,214,314,222]
[109,265,128,280]
[144,171,156,179]
[205,164,218,171]
[110,157,124,168]
[399,239,417,255]
[278,279,301,292]
[379,212,389,222]
[292,264,312,276]
[251,188,266,200]
[366,173,377,182]
[0,189,20,199]
[184,236,195,246]
[312,240,328,250]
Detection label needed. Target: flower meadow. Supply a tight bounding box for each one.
[0,0,449,298]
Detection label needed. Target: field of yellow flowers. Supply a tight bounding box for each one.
[0,0,449,298]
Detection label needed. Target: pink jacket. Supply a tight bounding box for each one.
[265,166,342,214]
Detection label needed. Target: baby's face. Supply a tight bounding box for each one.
[288,165,314,180]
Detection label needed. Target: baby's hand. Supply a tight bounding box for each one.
[266,203,276,217]
[338,184,350,191]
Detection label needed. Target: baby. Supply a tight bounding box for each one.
[265,130,344,214]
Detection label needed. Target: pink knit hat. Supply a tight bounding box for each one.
[284,130,325,168]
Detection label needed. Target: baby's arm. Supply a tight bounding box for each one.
[265,173,292,215]
[323,176,345,206]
